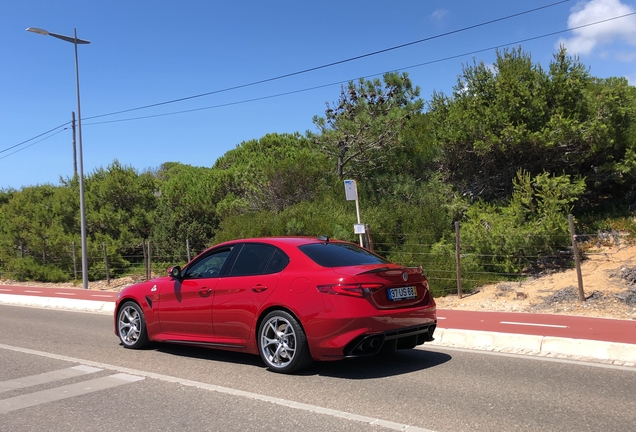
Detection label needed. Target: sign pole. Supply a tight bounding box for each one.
[344,180,364,247]
[354,197,363,247]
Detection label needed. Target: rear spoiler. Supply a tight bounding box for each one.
[355,266,423,276]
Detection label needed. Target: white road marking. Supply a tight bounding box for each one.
[0,365,101,393]
[0,374,143,414]
[23,291,42,294]
[0,343,436,432]
[0,289,12,292]
[437,317,446,320]
[90,294,114,298]
[55,292,76,296]
[500,321,568,329]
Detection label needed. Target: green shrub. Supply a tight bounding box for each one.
[5,257,70,282]
[461,171,585,274]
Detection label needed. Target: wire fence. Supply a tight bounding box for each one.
[0,216,631,298]
[0,239,196,286]
[365,216,629,298]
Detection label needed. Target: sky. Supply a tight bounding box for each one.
[1,0,636,190]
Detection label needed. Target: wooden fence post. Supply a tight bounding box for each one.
[102,242,110,285]
[147,240,152,280]
[142,240,148,280]
[455,221,463,299]
[568,214,585,302]
[364,224,374,251]
[72,242,77,281]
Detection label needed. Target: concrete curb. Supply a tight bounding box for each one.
[0,293,115,314]
[430,328,636,364]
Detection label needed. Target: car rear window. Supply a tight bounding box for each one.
[298,242,390,267]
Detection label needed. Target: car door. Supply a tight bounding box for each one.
[157,247,233,337]
[212,243,289,341]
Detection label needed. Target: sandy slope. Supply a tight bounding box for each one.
[435,243,636,320]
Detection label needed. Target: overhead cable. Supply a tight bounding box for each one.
[84,0,572,121]
[84,10,636,127]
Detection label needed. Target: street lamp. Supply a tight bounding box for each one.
[27,27,90,290]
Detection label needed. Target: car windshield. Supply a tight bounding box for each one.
[298,242,390,267]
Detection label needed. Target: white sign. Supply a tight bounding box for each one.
[344,180,357,201]
[354,224,366,234]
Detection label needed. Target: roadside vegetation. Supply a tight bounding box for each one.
[1,46,635,297]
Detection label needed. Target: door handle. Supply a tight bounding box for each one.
[251,285,268,293]
[198,288,212,296]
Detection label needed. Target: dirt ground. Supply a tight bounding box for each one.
[3,243,636,321]
[435,242,636,320]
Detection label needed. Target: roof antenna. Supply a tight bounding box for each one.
[317,235,329,244]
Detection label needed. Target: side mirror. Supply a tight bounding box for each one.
[168,266,182,279]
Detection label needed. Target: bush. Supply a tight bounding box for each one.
[4,257,70,283]
[460,171,585,274]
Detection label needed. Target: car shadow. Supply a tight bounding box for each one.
[305,349,452,379]
[152,343,451,378]
[154,343,265,368]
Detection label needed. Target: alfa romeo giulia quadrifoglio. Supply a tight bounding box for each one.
[114,236,437,373]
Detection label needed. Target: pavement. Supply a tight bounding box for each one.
[1,284,635,367]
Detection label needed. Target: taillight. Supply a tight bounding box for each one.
[316,283,383,298]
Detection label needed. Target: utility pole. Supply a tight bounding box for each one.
[28,27,90,289]
[71,111,77,176]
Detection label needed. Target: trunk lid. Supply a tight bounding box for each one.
[333,264,431,309]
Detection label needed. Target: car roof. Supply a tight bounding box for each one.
[218,237,337,248]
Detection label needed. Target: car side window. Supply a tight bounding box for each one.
[229,244,289,276]
[265,248,290,273]
[183,248,232,279]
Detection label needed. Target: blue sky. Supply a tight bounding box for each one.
[1,0,635,190]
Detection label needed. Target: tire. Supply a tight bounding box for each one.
[117,301,149,349]
[258,310,313,374]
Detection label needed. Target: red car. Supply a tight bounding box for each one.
[114,236,437,373]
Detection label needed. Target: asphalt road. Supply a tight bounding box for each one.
[1,305,635,432]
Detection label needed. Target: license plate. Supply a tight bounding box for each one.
[387,286,417,301]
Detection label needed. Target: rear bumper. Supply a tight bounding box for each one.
[305,303,437,361]
[343,322,437,357]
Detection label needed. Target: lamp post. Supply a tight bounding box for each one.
[27,27,90,290]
